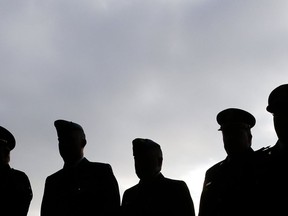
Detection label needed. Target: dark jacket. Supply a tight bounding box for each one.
[258,141,288,216]
[41,157,120,216]
[198,148,266,216]
[0,164,33,216]
[121,173,195,216]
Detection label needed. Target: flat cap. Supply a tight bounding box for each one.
[0,126,16,150]
[132,138,161,156]
[217,108,256,130]
[54,119,85,137]
[266,84,288,113]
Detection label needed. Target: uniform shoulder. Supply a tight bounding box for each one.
[46,168,63,180]
[254,146,273,158]
[255,146,272,153]
[88,161,112,170]
[163,176,187,185]
[11,168,27,175]
[164,178,190,192]
[83,160,117,178]
[10,168,30,180]
[205,160,226,173]
[123,183,139,197]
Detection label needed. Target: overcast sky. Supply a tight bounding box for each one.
[1,0,288,215]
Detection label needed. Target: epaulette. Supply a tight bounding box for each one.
[255,146,272,159]
[256,146,271,152]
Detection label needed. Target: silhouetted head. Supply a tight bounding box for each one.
[132,138,163,181]
[54,120,86,164]
[267,84,288,144]
[217,108,255,157]
[0,126,15,165]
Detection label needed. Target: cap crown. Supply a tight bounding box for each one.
[217,108,256,130]
[54,119,85,138]
[267,84,288,113]
[0,126,16,150]
[132,138,162,156]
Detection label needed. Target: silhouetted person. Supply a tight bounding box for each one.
[0,126,33,216]
[262,84,288,215]
[41,119,120,216]
[198,108,264,216]
[121,138,195,216]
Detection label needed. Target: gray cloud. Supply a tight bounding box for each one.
[1,0,287,215]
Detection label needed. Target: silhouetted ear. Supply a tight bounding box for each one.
[81,139,87,148]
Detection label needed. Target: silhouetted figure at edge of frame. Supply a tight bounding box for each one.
[41,119,120,216]
[198,108,266,216]
[258,84,288,216]
[121,138,195,216]
[0,125,33,216]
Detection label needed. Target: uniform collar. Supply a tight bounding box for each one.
[0,163,11,172]
[226,147,254,163]
[271,140,288,155]
[139,172,164,185]
[63,156,85,169]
